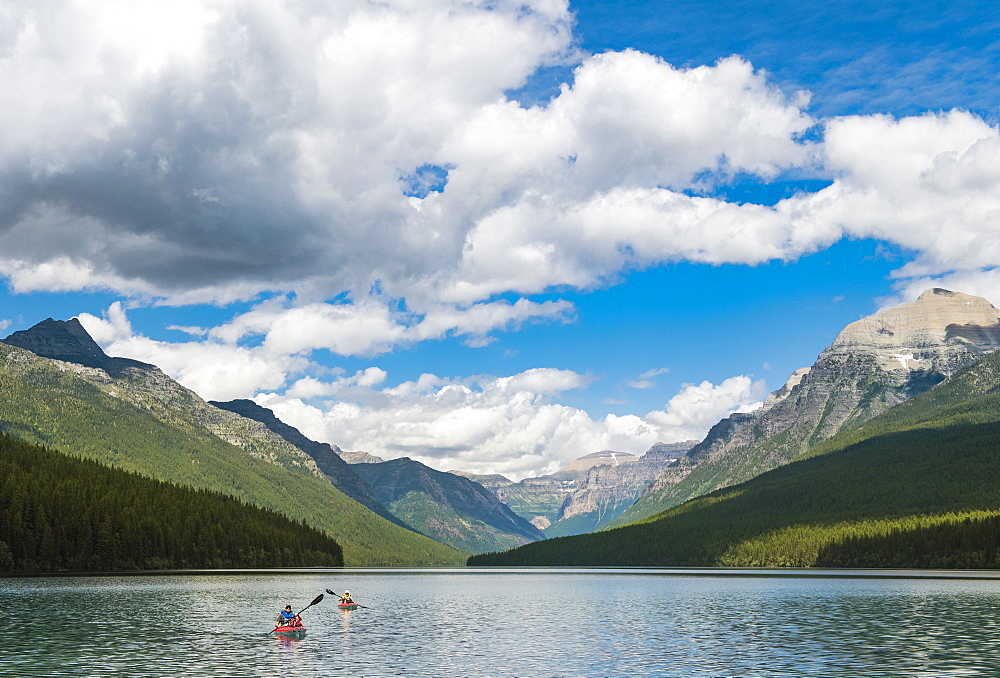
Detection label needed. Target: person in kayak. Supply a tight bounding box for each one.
[339,590,355,605]
[277,604,300,627]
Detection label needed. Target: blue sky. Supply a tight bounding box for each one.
[1,0,997,478]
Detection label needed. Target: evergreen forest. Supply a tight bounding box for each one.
[0,434,344,572]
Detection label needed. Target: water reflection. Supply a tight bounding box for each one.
[1,571,999,676]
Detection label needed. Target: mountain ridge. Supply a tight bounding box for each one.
[209,398,409,529]
[0,320,465,566]
[470,347,1000,567]
[612,289,1000,527]
[351,457,546,553]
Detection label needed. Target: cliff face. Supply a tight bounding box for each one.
[615,289,1000,526]
[455,441,696,535]
[545,441,697,536]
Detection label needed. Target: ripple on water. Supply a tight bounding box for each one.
[1,571,999,677]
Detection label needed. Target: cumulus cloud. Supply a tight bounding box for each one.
[2,1,998,311]
[0,0,822,309]
[0,0,575,302]
[259,370,765,480]
[78,303,306,401]
[8,0,1000,481]
[76,299,574,400]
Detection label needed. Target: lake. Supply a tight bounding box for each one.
[2,568,999,677]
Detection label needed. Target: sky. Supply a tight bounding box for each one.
[1,0,998,479]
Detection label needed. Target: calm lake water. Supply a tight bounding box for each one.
[2,568,1000,677]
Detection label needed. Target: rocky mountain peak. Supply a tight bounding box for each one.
[828,289,1000,371]
[2,317,153,376]
[642,441,700,462]
[615,288,1000,526]
[559,449,639,473]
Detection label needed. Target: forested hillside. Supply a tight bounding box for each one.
[0,341,465,566]
[0,434,343,572]
[470,351,1000,567]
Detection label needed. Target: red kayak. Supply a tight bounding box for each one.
[272,622,307,635]
[338,602,358,611]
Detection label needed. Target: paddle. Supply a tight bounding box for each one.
[326,588,372,609]
[269,593,324,633]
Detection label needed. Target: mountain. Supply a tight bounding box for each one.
[612,289,1000,526]
[456,471,577,530]
[349,457,545,553]
[469,348,1000,567]
[3,317,154,377]
[339,449,384,464]
[559,450,640,473]
[456,441,694,535]
[0,319,465,566]
[209,399,408,529]
[546,441,695,536]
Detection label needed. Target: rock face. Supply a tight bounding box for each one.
[210,399,407,529]
[559,450,641,473]
[350,457,545,553]
[546,441,696,536]
[456,441,697,536]
[339,450,385,464]
[3,318,154,377]
[615,289,1000,526]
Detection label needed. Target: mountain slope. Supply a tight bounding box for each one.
[612,289,1000,526]
[209,398,409,529]
[469,349,1000,567]
[0,433,344,572]
[0,323,464,566]
[351,457,545,553]
[454,471,577,529]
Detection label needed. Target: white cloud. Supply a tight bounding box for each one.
[207,295,573,359]
[1,1,997,314]
[256,370,764,480]
[75,299,577,402]
[78,303,305,401]
[818,111,1000,278]
[643,376,767,435]
[7,0,1000,485]
[6,1,995,318]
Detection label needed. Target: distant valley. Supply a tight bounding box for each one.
[456,442,696,536]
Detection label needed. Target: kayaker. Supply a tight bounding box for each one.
[339,590,355,605]
[277,604,298,626]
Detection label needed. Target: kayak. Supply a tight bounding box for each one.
[272,623,307,636]
[338,603,358,611]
